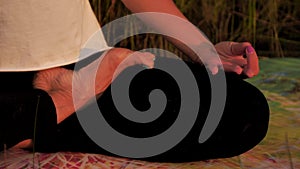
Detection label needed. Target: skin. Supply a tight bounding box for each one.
[14,0,260,149]
[16,48,155,149]
[34,48,155,124]
[215,41,259,77]
[16,42,258,149]
[121,0,259,76]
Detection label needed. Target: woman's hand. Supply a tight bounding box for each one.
[214,41,259,78]
[33,48,155,123]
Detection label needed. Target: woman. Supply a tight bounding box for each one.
[0,0,269,162]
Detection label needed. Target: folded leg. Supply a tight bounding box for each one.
[54,57,269,162]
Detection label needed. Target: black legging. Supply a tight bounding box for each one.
[0,57,269,163]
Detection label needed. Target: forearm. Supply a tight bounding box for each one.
[121,0,214,64]
[121,0,186,19]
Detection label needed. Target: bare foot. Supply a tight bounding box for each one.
[33,48,155,123]
[34,67,75,123]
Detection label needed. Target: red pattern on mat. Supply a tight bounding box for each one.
[1,147,299,169]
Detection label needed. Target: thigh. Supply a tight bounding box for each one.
[56,58,269,162]
[0,72,36,91]
[144,61,269,162]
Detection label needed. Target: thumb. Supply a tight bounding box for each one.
[243,46,259,78]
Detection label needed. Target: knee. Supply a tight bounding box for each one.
[234,81,270,155]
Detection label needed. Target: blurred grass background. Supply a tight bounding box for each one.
[1,1,299,168]
[89,0,300,58]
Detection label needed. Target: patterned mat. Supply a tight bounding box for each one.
[1,58,299,169]
[0,146,298,169]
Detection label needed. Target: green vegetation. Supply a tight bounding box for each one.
[247,58,300,166]
[89,0,300,58]
[248,58,300,99]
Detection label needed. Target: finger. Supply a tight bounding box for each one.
[204,59,222,75]
[231,42,252,56]
[118,51,155,71]
[243,46,259,78]
[223,57,247,67]
[222,61,243,74]
[128,52,155,68]
[139,52,155,69]
[207,64,219,75]
[214,41,233,56]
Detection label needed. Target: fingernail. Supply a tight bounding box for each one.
[246,71,254,78]
[246,46,255,54]
[235,66,243,74]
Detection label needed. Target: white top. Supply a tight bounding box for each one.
[0,0,111,71]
